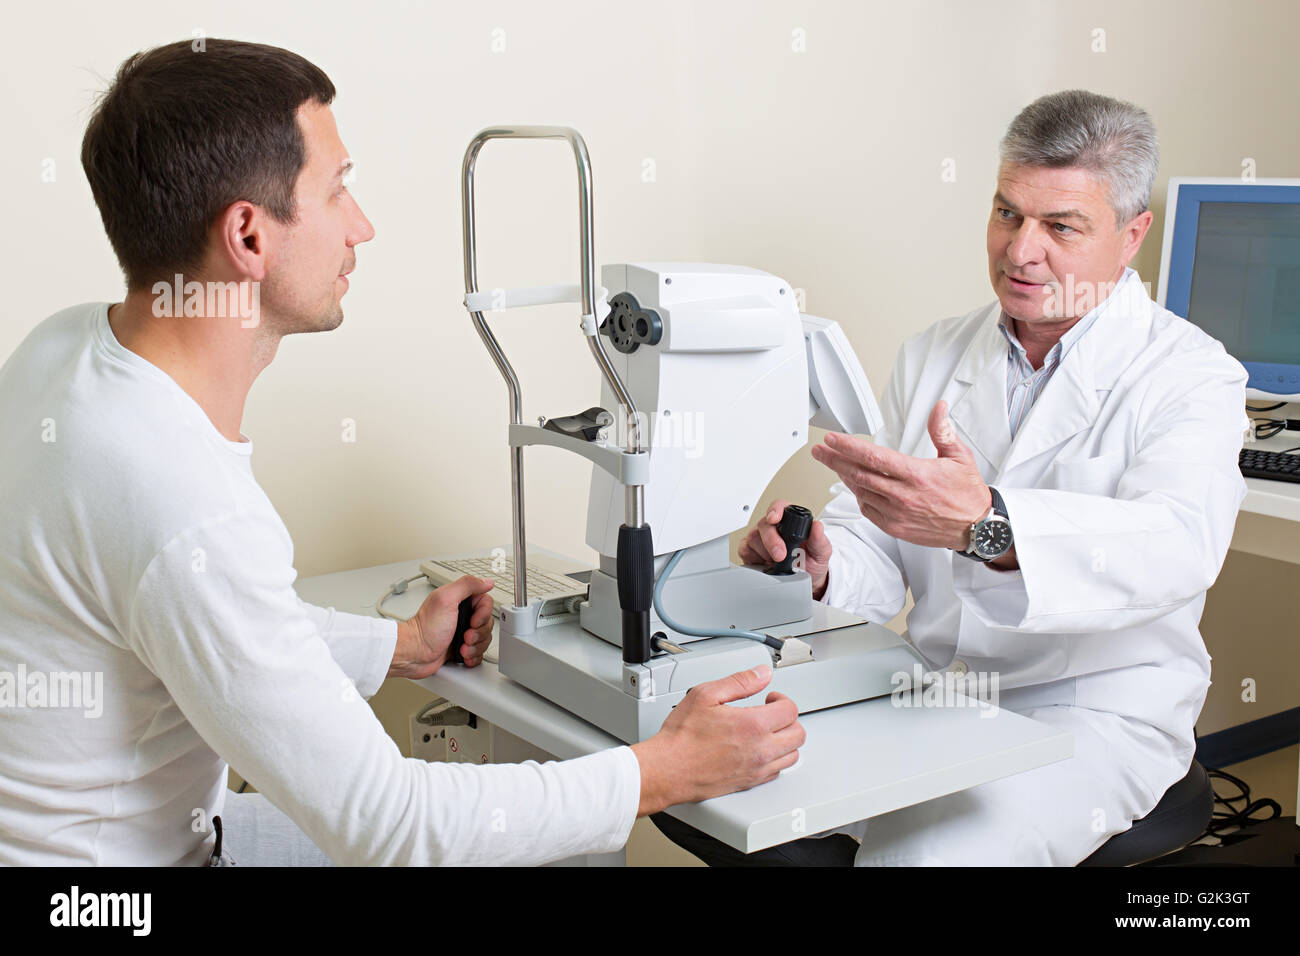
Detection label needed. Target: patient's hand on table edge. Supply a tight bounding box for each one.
[630,665,805,816]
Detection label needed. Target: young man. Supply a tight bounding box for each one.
[0,39,804,866]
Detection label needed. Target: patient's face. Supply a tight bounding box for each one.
[258,102,375,335]
[986,162,1143,324]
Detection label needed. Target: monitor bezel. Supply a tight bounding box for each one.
[1157,177,1300,401]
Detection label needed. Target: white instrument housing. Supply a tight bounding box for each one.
[586,263,811,558]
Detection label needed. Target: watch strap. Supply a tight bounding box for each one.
[956,486,1010,561]
[989,486,1008,520]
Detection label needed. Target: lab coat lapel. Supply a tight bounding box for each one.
[947,304,1011,475]
[998,279,1152,475]
[999,345,1098,475]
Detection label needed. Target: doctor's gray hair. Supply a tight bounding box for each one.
[999,90,1159,226]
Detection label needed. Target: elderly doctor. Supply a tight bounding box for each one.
[655,89,1249,866]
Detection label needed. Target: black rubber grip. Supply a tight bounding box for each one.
[617,524,654,664]
[446,596,474,666]
[766,504,814,575]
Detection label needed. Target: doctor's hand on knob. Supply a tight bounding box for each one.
[390,575,495,680]
[740,499,834,600]
[630,665,805,815]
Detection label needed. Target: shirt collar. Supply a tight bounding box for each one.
[996,267,1139,365]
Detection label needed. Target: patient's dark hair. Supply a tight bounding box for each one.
[81,38,336,290]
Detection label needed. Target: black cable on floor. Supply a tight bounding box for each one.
[1203,766,1282,836]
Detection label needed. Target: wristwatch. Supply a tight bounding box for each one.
[956,486,1013,562]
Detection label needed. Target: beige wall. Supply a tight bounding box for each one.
[3,0,1297,575]
[3,0,1297,838]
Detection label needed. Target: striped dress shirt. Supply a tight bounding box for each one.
[997,294,1109,439]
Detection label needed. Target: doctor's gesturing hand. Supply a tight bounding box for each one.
[811,400,1017,569]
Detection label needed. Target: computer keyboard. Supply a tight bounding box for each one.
[1239,447,1300,483]
[428,556,585,599]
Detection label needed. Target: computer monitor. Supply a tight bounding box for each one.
[1157,177,1300,401]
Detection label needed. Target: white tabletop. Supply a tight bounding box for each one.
[296,556,1073,853]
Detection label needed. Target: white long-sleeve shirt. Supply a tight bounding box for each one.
[0,302,639,866]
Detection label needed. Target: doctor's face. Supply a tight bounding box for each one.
[986,163,1152,324]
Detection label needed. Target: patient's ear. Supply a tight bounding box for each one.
[212,201,269,282]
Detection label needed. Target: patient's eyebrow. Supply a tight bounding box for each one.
[331,159,354,183]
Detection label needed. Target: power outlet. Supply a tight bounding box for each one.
[410,717,447,763]
[408,700,491,764]
[408,702,553,766]
[446,721,492,765]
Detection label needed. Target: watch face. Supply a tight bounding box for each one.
[973,518,1012,559]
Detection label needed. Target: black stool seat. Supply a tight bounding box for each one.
[1079,760,1213,866]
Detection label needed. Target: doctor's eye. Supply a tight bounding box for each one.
[1050,222,1076,235]
[995,207,1018,221]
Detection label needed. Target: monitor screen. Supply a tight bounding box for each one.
[1185,201,1300,366]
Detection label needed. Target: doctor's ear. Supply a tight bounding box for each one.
[1119,209,1154,265]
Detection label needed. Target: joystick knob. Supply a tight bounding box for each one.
[766,504,814,575]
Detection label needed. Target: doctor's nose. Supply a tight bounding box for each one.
[1005,222,1045,266]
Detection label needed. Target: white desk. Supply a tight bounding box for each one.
[296,557,1072,855]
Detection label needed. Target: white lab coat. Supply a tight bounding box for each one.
[819,268,1249,865]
